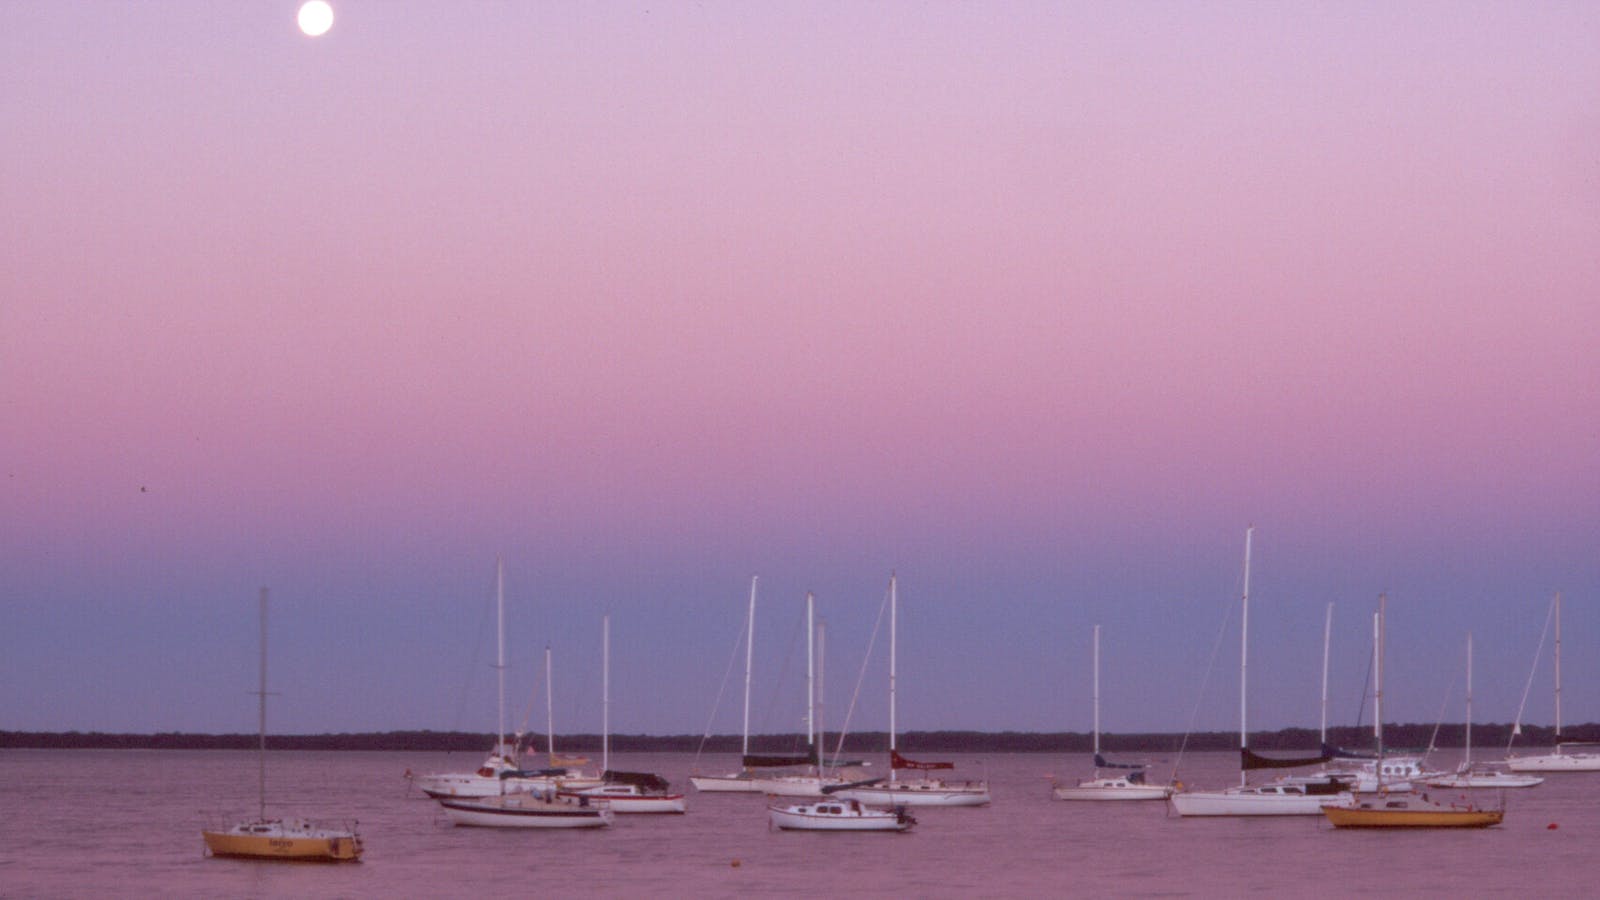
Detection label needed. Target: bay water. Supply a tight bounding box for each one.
[2,748,1594,897]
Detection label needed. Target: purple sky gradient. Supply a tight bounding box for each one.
[4,2,1597,740]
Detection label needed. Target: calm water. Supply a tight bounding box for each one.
[2,748,1595,897]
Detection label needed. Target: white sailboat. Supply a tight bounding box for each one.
[1053,625,1172,801]
[560,615,687,813]
[437,790,613,829]
[410,561,595,800]
[202,589,363,862]
[690,577,770,793]
[435,626,612,829]
[746,593,850,797]
[1420,633,1544,789]
[1506,592,1600,772]
[767,797,916,832]
[1168,528,1352,817]
[1321,599,1507,829]
[1318,602,1446,791]
[767,600,911,830]
[836,575,990,807]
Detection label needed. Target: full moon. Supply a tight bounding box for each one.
[297,1,334,37]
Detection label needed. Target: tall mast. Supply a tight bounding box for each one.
[496,557,505,758]
[889,574,899,765]
[1554,591,1563,738]
[1320,603,1333,745]
[1238,526,1253,786]
[817,615,827,770]
[806,592,815,752]
[602,614,610,773]
[545,645,554,759]
[1374,595,1386,757]
[257,587,268,821]
[1465,632,1474,767]
[1091,624,1101,758]
[742,576,757,757]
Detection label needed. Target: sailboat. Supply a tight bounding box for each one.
[1322,598,1505,828]
[1168,528,1350,817]
[768,603,908,830]
[410,561,596,800]
[559,615,687,813]
[690,577,772,793]
[435,636,612,828]
[1419,634,1544,789]
[835,575,990,807]
[747,593,851,797]
[536,644,602,784]
[767,797,917,832]
[1314,605,1440,794]
[1506,592,1600,772]
[1053,625,1172,801]
[436,789,614,829]
[202,589,363,862]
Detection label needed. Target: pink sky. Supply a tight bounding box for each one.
[3,2,1597,737]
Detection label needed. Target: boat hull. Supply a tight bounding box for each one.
[438,795,613,828]
[1418,769,1544,789]
[767,801,914,832]
[559,788,687,814]
[1504,753,1600,772]
[1169,787,1350,817]
[745,774,850,797]
[1322,799,1503,828]
[834,781,990,807]
[689,774,764,793]
[1053,778,1173,802]
[414,771,602,799]
[202,821,362,862]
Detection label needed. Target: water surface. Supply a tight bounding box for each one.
[2,749,1593,897]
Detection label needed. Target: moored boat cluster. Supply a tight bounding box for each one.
[204,541,1593,861]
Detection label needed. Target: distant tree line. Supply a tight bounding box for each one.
[3,723,1595,752]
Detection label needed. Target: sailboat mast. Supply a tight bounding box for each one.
[742,576,757,757]
[889,575,898,759]
[602,614,610,773]
[806,592,815,753]
[257,587,268,821]
[1374,595,1386,757]
[1320,603,1332,745]
[545,645,554,759]
[496,558,505,758]
[1239,526,1253,786]
[1092,624,1101,758]
[1554,591,1563,738]
[1465,632,1474,768]
[817,616,827,770]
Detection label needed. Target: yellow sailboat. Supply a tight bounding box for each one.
[202,589,363,862]
[1322,793,1503,829]
[1321,600,1504,830]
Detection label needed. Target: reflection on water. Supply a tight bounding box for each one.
[2,748,1596,897]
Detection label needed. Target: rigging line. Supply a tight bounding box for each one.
[514,656,546,750]
[1169,591,1237,784]
[758,603,806,753]
[1507,593,1557,753]
[446,567,498,743]
[694,609,749,765]
[1424,669,1459,760]
[829,580,892,768]
[1351,633,1373,738]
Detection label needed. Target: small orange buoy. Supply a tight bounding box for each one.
[1548,823,1559,830]
[731,859,742,868]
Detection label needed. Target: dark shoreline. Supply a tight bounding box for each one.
[4,723,1593,753]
